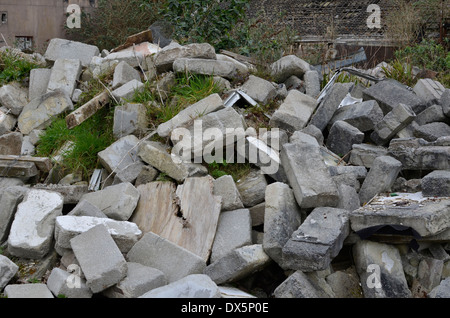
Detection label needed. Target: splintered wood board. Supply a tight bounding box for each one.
[131,176,222,262]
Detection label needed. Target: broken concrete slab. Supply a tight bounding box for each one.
[173,58,237,80]
[441,89,450,117]
[18,90,73,135]
[113,103,148,139]
[139,274,220,298]
[358,156,403,205]
[112,161,146,185]
[103,262,167,298]
[154,42,216,73]
[0,159,38,179]
[204,244,271,285]
[415,104,447,126]
[325,266,363,298]
[280,142,339,208]
[157,93,224,138]
[0,109,17,136]
[44,38,99,67]
[127,231,206,283]
[240,75,277,105]
[388,138,450,170]
[104,50,144,69]
[413,78,445,106]
[236,169,268,208]
[70,224,127,294]
[371,103,416,146]
[350,198,450,237]
[80,182,140,221]
[138,140,208,182]
[326,120,364,158]
[33,183,88,205]
[363,79,426,114]
[353,240,411,298]
[213,175,244,211]
[0,83,29,116]
[46,59,82,98]
[112,61,142,89]
[0,254,19,290]
[304,70,321,98]
[46,267,92,298]
[0,186,27,244]
[429,277,450,298]
[349,143,389,168]
[263,182,302,269]
[309,83,354,132]
[98,134,142,174]
[112,79,145,103]
[269,89,318,133]
[4,283,54,298]
[421,170,450,197]
[67,199,107,218]
[273,270,329,298]
[414,122,450,142]
[330,100,384,132]
[55,215,142,254]
[0,132,22,155]
[210,209,252,264]
[282,207,350,272]
[270,55,310,83]
[7,189,63,259]
[28,68,52,101]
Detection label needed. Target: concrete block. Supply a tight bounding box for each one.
[263,182,302,268]
[204,244,271,285]
[0,132,23,155]
[80,182,140,221]
[349,143,389,168]
[213,175,244,211]
[326,120,364,158]
[240,75,277,105]
[154,43,216,73]
[112,61,142,89]
[0,186,28,243]
[113,103,148,139]
[98,134,142,174]
[47,59,82,98]
[4,283,53,298]
[236,169,267,208]
[7,189,63,259]
[413,78,445,105]
[414,122,450,142]
[70,224,127,293]
[358,156,403,205]
[46,267,92,298]
[270,55,311,83]
[329,100,384,132]
[139,274,220,298]
[29,68,52,101]
[0,83,29,116]
[282,207,349,272]
[44,38,99,67]
[55,215,142,254]
[422,170,450,197]
[0,255,18,290]
[270,90,318,133]
[127,231,206,283]
[173,58,237,80]
[112,79,144,103]
[103,262,167,298]
[210,209,252,263]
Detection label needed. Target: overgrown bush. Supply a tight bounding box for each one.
[65,0,163,51]
[0,49,40,85]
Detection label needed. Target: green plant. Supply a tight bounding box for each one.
[0,49,40,85]
[382,59,418,87]
[65,0,163,51]
[207,160,252,182]
[395,39,450,72]
[155,0,249,51]
[36,106,115,180]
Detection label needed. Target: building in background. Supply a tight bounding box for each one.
[0,0,97,51]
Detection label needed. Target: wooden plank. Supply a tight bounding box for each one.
[110,30,153,53]
[65,90,110,130]
[0,155,52,172]
[131,176,222,262]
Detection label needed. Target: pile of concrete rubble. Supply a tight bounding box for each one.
[0,32,449,298]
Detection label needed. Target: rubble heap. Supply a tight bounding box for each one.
[0,33,450,299]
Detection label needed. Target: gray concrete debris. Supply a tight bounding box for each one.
[0,186,27,244]
[414,122,450,142]
[326,120,364,158]
[349,143,389,168]
[210,209,252,264]
[0,254,19,290]
[263,182,302,269]
[273,271,330,298]
[270,89,318,133]
[173,58,237,80]
[213,175,244,211]
[113,103,148,139]
[70,224,128,293]
[240,75,277,105]
[236,169,268,208]
[413,78,445,106]
[4,283,54,298]
[329,100,384,132]
[282,207,350,272]
[0,83,29,116]
[358,156,403,205]
[98,134,142,174]
[421,170,450,197]
[112,61,142,89]
[353,240,411,298]
[44,38,99,67]
[103,262,167,298]
[29,68,52,101]
[139,274,221,298]
[270,55,311,83]
[204,244,271,285]
[46,267,92,298]
[127,231,206,283]
[0,132,23,155]
[7,189,63,259]
[281,142,339,209]
[46,59,82,98]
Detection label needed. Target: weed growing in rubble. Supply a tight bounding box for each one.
[0,49,40,85]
